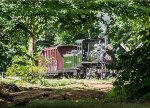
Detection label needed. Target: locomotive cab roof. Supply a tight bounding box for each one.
[76,39,98,44]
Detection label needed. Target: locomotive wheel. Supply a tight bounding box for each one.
[86,68,91,79]
[98,70,111,80]
[86,68,97,79]
[64,72,73,79]
[77,69,86,79]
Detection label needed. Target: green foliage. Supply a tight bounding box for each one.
[106,0,150,99]
[0,0,104,71]
[6,55,44,83]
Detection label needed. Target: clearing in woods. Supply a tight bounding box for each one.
[0,79,112,107]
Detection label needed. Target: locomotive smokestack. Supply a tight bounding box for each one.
[104,35,108,49]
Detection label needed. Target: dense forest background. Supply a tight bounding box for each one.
[0,0,150,99]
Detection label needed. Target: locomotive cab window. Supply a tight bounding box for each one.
[76,39,99,62]
[82,43,88,61]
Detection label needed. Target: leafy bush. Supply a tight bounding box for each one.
[6,55,46,83]
[111,42,150,99]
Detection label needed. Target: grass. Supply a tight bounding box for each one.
[10,99,150,108]
[0,77,76,88]
[0,77,114,89]
[41,79,76,87]
[1,78,149,108]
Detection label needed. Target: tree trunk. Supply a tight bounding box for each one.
[28,36,35,56]
[28,16,36,66]
[28,36,36,67]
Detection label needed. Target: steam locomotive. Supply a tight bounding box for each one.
[39,35,114,79]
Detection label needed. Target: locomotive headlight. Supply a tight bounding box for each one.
[106,44,113,50]
[105,54,112,61]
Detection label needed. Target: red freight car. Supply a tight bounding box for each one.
[39,45,77,76]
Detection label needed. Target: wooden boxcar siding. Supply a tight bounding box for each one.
[39,45,78,75]
[48,48,58,74]
[46,49,50,74]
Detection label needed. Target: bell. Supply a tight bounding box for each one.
[106,44,113,50]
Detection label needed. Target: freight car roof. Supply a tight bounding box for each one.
[76,39,98,44]
[41,45,78,51]
[51,45,77,48]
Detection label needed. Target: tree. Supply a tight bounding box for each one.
[0,0,103,70]
[106,0,150,99]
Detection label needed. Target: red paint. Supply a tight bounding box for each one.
[39,45,77,75]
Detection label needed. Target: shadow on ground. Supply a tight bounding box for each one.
[0,82,108,108]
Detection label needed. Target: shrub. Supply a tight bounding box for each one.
[110,43,150,99]
[6,55,46,83]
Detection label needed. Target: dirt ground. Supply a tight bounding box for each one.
[0,79,113,107]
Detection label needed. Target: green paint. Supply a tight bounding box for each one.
[63,54,74,69]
